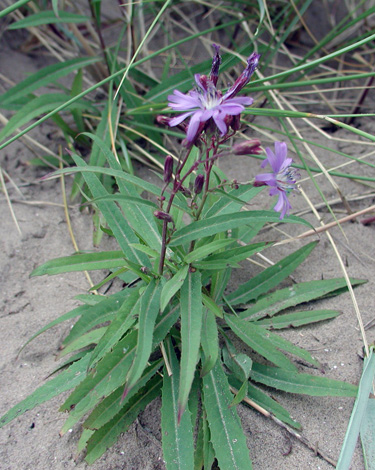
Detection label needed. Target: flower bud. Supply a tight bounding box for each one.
[194,174,205,194]
[153,211,174,223]
[163,155,174,183]
[232,139,262,155]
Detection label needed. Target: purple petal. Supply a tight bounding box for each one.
[274,141,287,162]
[186,110,203,143]
[168,90,200,110]
[255,173,276,185]
[263,147,278,170]
[169,111,194,127]
[218,102,244,115]
[224,96,253,106]
[212,111,228,135]
[274,192,291,219]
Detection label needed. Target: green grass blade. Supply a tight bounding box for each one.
[8,11,89,29]
[0,57,99,105]
[161,339,194,470]
[169,212,312,247]
[0,354,91,428]
[361,399,375,470]
[124,279,162,395]
[0,93,93,142]
[241,277,366,321]
[203,360,253,470]
[178,271,203,419]
[337,349,375,470]
[228,242,317,306]
[250,363,358,396]
[0,0,31,18]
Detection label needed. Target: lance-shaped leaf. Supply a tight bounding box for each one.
[124,279,162,395]
[160,265,189,312]
[70,153,151,267]
[204,185,264,218]
[184,239,234,263]
[203,360,253,470]
[228,241,317,305]
[225,314,297,371]
[85,374,162,464]
[0,354,91,428]
[178,271,203,420]
[161,339,194,470]
[169,211,312,246]
[8,11,89,29]
[201,309,219,376]
[240,277,366,321]
[30,251,127,276]
[250,362,358,396]
[255,309,341,329]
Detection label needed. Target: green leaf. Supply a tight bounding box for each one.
[0,354,90,428]
[70,154,151,267]
[203,360,253,470]
[59,327,106,358]
[204,185,264,218]
[62,289,133,347]
[228,242,318,305]
[240,277,366,320]
[222,346,253,382]
[337,349,375,470]
[255,309,341,329]
[0,57,99,105]
[124,279,162,394]
[89,194,158,209]
[228,375,301,429]
[202,294,223,318]
[250,362,358,396]
[30,251,126,276]
[225,314,297,371]
[8,11,89,29]
[160,265,189,312]
[201,309,219,376]
[85,374,162,464]
[184,239,234,263]
[230,380,248,407]
[169,211,312,246]
[161,339,194,470]
[87,288,141,370]
[178,271,203,419]
[84,360,163,431]
[0,94,93,142]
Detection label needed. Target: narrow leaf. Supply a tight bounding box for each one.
[250,362,358,396]
[178,271,203,419]
[228,242,318,305]
[8,11,89,29]
[161,339,194,470]
[160,265,189,312]
[255,309,341,329]
[169,211,312,246]
[203,360,253,469]
[201,309,219,376]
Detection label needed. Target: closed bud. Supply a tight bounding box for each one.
[153,211,174,223]
[163,155,174,183]
[232,139,262,155]
[194,174,205,194]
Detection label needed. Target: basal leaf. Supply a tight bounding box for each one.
[30,251,126,276]
[85,374,162,464]
[240,277,366,321]
[201,309,219,376]
[0,354,90,428]
[161,339,194,470]
[255,309,341,329]
[225,314,297,371]
[124,279,162,394]
[228,241,318,306]
[203,360,253,470]
[178,271,203,418]
[250,362,358,396]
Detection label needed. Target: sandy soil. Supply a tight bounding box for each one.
[1,27,375,470]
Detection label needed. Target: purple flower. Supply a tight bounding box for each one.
[167,46,260,145]
[254,142,299,219]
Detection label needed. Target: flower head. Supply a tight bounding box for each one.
[254,142,299,219]
[167,46,260,145]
